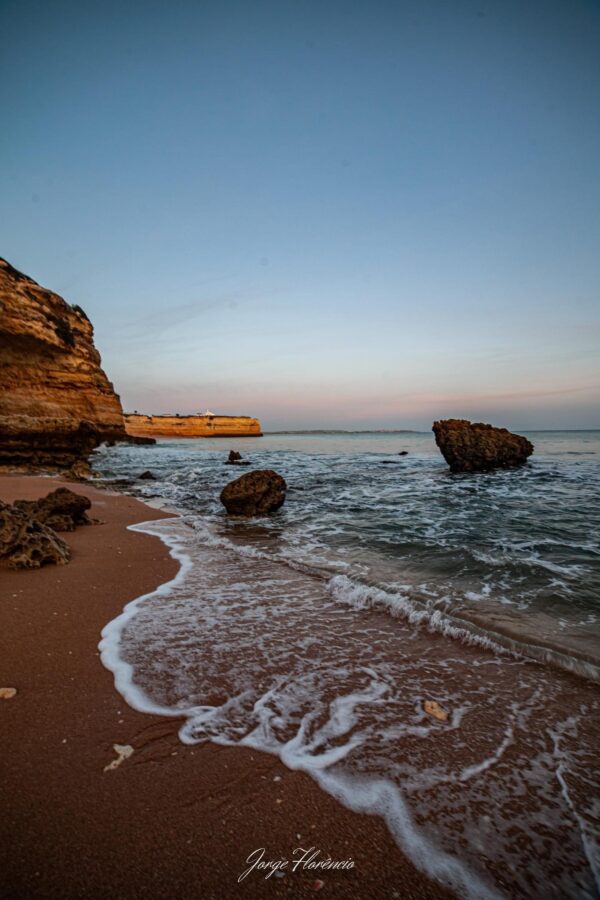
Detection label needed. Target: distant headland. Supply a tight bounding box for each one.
[264,429,422,435]
[124,412,262,438]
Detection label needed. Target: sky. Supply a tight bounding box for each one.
[1,0,599,430]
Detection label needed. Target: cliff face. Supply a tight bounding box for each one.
[0,258,125,469]
[124,413,262,438]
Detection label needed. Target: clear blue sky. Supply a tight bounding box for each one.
[2,0,599,430]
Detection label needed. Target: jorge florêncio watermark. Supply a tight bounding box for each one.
[238,846,355,882]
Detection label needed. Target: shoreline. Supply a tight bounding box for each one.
[0,474,452,900]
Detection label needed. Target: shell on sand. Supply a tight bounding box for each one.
[103,743,134,772]
[0,687,17,699]
[424,699,449,721]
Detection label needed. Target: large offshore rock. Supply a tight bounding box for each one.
[0,258,125,469]
[432,419,534,473]
[0,501,71,569]
[220,469,287,516]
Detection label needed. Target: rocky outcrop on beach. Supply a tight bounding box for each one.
[0,501,71,568]
[0,258,125,470]
[13,487,92,532]
[0,488,92,568]
[220,470,287,516]
[124,413,262,438]
[433,419,534,473]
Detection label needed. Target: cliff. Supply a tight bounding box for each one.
[124,413,262,438]
[0,258,125,469]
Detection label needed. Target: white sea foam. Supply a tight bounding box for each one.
[313,771,502,900]
[325,574,600,682]
[98,513,600,899]
[99,521,197,719]
[96,519,504,897]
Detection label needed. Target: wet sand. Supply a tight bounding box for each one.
[0,475,452,900]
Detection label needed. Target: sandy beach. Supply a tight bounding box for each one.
[0,475,452,900]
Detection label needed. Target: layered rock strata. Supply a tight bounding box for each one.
[0,258,125,469]
[124,413,262,438]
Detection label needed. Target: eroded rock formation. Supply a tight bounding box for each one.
[0,488,92,568]
[0,258,125,470]
[13,487,92,532]
[220,469,287,516]
[124,413,262,438]
[0,501,71,568]
[433,419,534,473]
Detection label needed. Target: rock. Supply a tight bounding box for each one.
[139,470,156,480]
[64,460,92,481]
[424,700,449,722]
[120,434,156,446]
[220,470,287,516]
[13,487,92,531]
[0,257,125,471]
[0,687,17,699]
[0,488,92,568]
[432,419,534,473]
[398,450,408,455]
[225,450,253,467]
[225,449,251,467]
[0,501,71,568]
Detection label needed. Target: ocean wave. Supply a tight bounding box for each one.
[98,514,600,898]
[325,574,600,682]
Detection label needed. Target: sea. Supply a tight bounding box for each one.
[94,430,600,899]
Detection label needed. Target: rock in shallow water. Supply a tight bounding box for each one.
[225,450,250,466]
[432,418,534,473]
[220,469,287,516]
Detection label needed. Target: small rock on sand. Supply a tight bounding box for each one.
[0,687,17,699]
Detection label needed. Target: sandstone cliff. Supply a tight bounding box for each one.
[124,413,262,438]
[0,258,125,469]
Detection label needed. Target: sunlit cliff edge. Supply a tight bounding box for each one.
[124,413,263,438]
[0,257,125,470]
